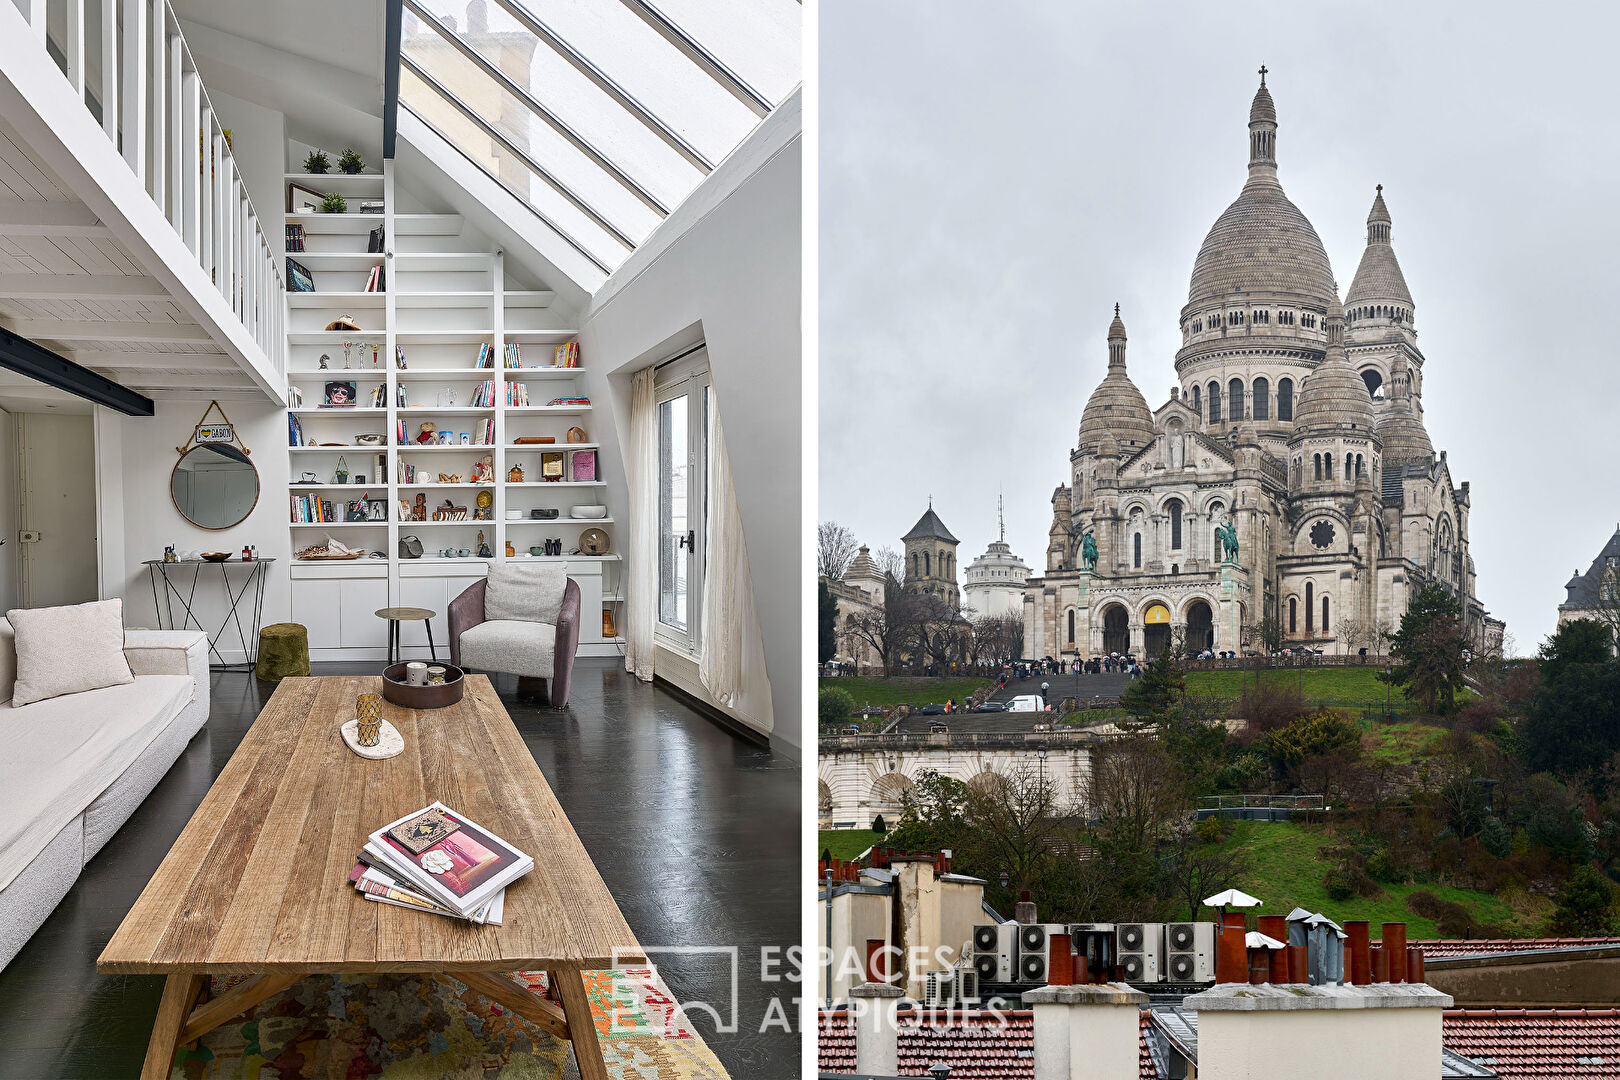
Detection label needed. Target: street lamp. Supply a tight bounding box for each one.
[998,868,1009,890]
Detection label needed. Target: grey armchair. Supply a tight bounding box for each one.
[449,575,581,708]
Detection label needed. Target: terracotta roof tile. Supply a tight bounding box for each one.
[1412,937,1620,958]
[1442,1009,1620,1079]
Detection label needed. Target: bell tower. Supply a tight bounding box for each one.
[903,500,962,608]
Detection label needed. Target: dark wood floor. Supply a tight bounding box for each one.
[0,660,801,1077]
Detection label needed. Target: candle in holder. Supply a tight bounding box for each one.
[427,666,446,685]
[405,662,428,686]
[356,693,383,747]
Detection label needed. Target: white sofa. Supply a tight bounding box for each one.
[0,623,210,971]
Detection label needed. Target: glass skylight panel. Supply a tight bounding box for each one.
[402,29,661,244]
[400,66,629,271]
[396,0,801,270]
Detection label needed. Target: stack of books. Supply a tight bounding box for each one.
[351,803,533,924]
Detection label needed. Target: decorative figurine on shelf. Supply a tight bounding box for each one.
[371,345,380,368]
[473,489,494,521]
[471,453,494,484]
[437,472,462,484]
[603,610,617,638]
[507,463,524,483]
[342,340,356,369]
[505,540,514,558]
[412,493,427,521]
[163,544,177,564]
[476,531,493,559]
[319,353,330,370]
[566,426,587,443]
[415,421,437,444]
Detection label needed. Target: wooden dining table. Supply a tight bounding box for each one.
[99,674,642,1080]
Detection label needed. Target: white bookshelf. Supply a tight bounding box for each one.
[282,151,620,659]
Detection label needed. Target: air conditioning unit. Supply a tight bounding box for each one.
[972,923,1015,984]
[955,966,980,1004]
[924,969,955,1007]
[1117,922,1164,983]
[1017,923,1065,983]
[1164,922,1216,983]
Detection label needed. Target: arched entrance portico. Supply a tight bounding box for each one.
[1102,604,1129,655]
[1186,599,1214,654]
[1143,603,1171,657]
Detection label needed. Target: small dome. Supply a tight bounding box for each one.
[1079,307,1155,453]
[1108,303,1126,341]
[1293,298,1375,434]
[1375,395,1434,466]
[1250,82,1276,125]
[1347,186,1413,308]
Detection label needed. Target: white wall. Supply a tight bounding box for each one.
[0,407,14,612]
[104,398,292,661]
[208,88,286,225]
[581,92,803,750]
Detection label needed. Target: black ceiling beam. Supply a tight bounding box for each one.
[383,0,403,159]
[0,326,154,416]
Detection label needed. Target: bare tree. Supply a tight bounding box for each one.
[1247,613,1286,655]
[1337,616,1389,657]
[1165,830,1253,921]
[1089,737,1187,853]
[818,521,859,580]
[971,611,1026,667]
[873,545,906,585]
[962,763,1063,899]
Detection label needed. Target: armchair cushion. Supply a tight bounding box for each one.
[485,563,568,624]
[457,620,556,678]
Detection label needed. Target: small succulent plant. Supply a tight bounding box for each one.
[303,149,330,174]
[338,148,366,175]
[319,191,348,214]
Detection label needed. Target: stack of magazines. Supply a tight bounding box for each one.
[350,802,533,924]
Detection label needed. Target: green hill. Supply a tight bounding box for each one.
[1183,666,1393,708]
[819,676,988,710]
[1196,821,1537,938]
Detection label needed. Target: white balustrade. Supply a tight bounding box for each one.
[11,0,287,380]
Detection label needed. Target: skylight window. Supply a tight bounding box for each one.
[398,0,800,273]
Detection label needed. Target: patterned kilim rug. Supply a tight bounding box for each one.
[168,967,729,1079]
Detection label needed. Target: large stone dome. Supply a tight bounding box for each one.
[1186,76,1338,314]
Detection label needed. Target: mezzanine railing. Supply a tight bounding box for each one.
[10,0,284,376]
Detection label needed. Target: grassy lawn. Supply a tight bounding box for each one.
[1184,665,1395,708]
[1366,719,1449,765]
[1197,821,1535,937]
[819,676,989,710]
[819,829,883,861]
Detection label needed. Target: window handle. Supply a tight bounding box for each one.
[678,529,695,551]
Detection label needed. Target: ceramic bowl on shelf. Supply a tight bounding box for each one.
[530,508,559,520]
[505,509,523,520]
[570,505,608,519]
[200,552,233,562]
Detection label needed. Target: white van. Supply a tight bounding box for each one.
[1005,695,1046,713]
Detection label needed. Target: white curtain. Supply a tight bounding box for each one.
[623,366,657,681]
[699,404,756,708]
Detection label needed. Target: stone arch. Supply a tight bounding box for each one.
[818,779,833,816]
[1184,597,1215,652]
[1140,597,1173,657]
[869,772,916,826]
[1361,367,1384,399]
[966,770,1012,798]
[1100,603,1130,654]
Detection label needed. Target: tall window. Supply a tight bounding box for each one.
[1289,597,1297,633]
[1208,382,1222,423]
[1324,454,1333,480]
[655,352,713,653]
[1134,533,1142,569]
[1253,377,1270,420]
[1322,595,1330,633]
[1068,609,1076,644]
[1169,499,1183,549]
[1278,378,1293,421]
[1313,454,1322,481]
[1305,582,1315,632]
[1229,378,1245,422]
[1192,383,1202,419]
[924,551,931,576]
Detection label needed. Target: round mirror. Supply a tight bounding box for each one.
[171,443,259,530]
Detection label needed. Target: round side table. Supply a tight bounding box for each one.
[375,607,438,665]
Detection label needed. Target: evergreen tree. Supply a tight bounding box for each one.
[1120,651,1186,721]
[1523,619,1620,790]
[1382,584,1467,714]
[818,581,838,665]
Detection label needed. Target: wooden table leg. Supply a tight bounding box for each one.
[458,971,569,1040]
[552,966,609,1080]
[140,973,206,1080]
[179,972,303,1044]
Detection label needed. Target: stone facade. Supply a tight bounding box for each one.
[963,497,1031,619]
[1557,526,1620,649]
[1025,72,1499,662]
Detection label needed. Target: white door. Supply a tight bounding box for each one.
[16,412,97,608]
[654,351,711,656]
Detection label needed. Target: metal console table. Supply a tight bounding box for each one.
[143,558,275,671]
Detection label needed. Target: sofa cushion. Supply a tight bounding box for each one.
[0,673,190,892]
[0,619,12,706]
[484,563,567,625]
[7,599,133,707]
[458,619,557,678]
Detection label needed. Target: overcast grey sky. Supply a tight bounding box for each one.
[818,1,1620,653]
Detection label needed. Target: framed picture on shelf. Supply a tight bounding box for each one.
[324,381,358,407]
[286,257,315,293]
[540,452,565,481]
[287,182,325,213]
[571,450,596,482]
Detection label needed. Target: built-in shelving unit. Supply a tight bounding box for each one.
[282,147,620,660]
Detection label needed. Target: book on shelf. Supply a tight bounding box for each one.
[504,342,522,368]
[285,222,305,252]
[396,418,408,445]
[290,493,338,523]
[553,342,579,368]
[547,397,591,406]
[288,414,305,446]
[395,345,408,369]
[364,802,532,919]
[475,342,494,369]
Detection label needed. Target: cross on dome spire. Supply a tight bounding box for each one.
[1248,66,1277,172]
[1258,64,1267,86]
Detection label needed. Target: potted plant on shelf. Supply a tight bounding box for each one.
[303,150,330,174]
[338,149,366,175]
[319,191,348,214]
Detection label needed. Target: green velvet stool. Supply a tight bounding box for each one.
[256,622,310,681]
